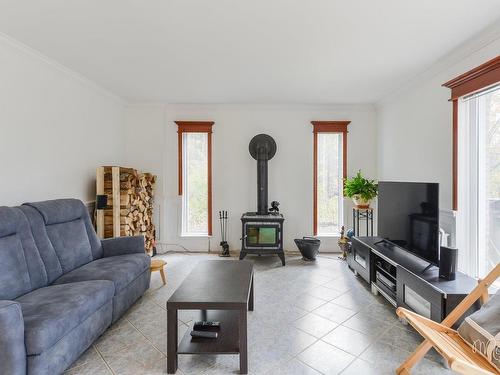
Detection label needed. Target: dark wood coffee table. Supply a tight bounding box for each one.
[166,260,254,374]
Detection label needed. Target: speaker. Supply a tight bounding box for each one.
[439,246,458,280]
[96,195,108,210]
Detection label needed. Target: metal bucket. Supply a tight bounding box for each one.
[294,237,321,261]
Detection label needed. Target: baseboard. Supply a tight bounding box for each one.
[155,249,341,257]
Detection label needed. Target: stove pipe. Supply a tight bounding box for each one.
[257,148,269,215]
[249,134,277,215]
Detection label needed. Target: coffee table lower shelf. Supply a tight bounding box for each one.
[177,310,240,355]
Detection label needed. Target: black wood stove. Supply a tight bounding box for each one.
[239,134,285,266]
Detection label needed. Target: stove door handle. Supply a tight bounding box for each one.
[240,235,248,241]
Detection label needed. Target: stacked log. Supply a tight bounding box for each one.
[96,166,156,253]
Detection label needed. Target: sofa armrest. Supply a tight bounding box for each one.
[102,236,145,257]
[0,300,26,375]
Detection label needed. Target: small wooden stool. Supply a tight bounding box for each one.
[150,259,167,285]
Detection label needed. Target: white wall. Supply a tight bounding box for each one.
[123,104,377,252]
[376,25,500,247]
[377,26,500,212]
[0,35,125,206]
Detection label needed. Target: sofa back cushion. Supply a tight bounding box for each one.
[458,289,500,370]
[22,199,103,278]
[46,218,93,273]
[0,207,47,300]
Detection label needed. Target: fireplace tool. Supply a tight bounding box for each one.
[219,210,230,257]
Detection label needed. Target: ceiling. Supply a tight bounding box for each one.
[1,1,499,104]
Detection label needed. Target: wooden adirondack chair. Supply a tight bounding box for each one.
[396,263,500,375]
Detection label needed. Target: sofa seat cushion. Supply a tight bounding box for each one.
[53,253,150,295]
[16,280,114,355]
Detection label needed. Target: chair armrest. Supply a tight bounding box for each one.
[0,300,26,375]
[101,236,145,257]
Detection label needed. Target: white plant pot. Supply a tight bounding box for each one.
[352,195,371,209]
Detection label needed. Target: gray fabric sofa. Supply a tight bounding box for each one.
[0,199,151,375]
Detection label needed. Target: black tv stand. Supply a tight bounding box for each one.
[373,238,390,246]
[347,236,479,323]
[421,263,435,274]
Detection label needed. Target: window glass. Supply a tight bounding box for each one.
[317,133,343,235]
[182,132,208,235]
[457,86,500,280]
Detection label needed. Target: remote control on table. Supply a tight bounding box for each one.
[190,330,218,339]
[193,321,220,330]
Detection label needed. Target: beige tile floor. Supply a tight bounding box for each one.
[63,253,452,375]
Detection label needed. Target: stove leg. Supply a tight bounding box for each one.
[278,253,285,266]
[239,251,247,260]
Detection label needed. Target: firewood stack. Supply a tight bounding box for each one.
[96,166,157,254]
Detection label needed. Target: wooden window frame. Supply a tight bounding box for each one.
[311,121,350,236]
[443,56,500,210]
[175,121,214,236]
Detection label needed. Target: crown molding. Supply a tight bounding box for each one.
[376,19,500,108]
[127,102,376,113]
[0,32,124,104]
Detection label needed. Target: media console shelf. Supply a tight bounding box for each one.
[347,237,479,323]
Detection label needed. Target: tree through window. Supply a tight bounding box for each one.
[312,121,349,236]
[175,121,213,236]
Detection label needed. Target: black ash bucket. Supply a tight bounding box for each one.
[294,237,321,261]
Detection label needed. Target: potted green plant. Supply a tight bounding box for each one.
[344,170,378,208]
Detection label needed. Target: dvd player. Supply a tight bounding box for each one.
[376,270,396,292]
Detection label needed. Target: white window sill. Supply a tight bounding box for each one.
[180,234,211,238]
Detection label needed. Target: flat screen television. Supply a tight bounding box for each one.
[378,181,440,266]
